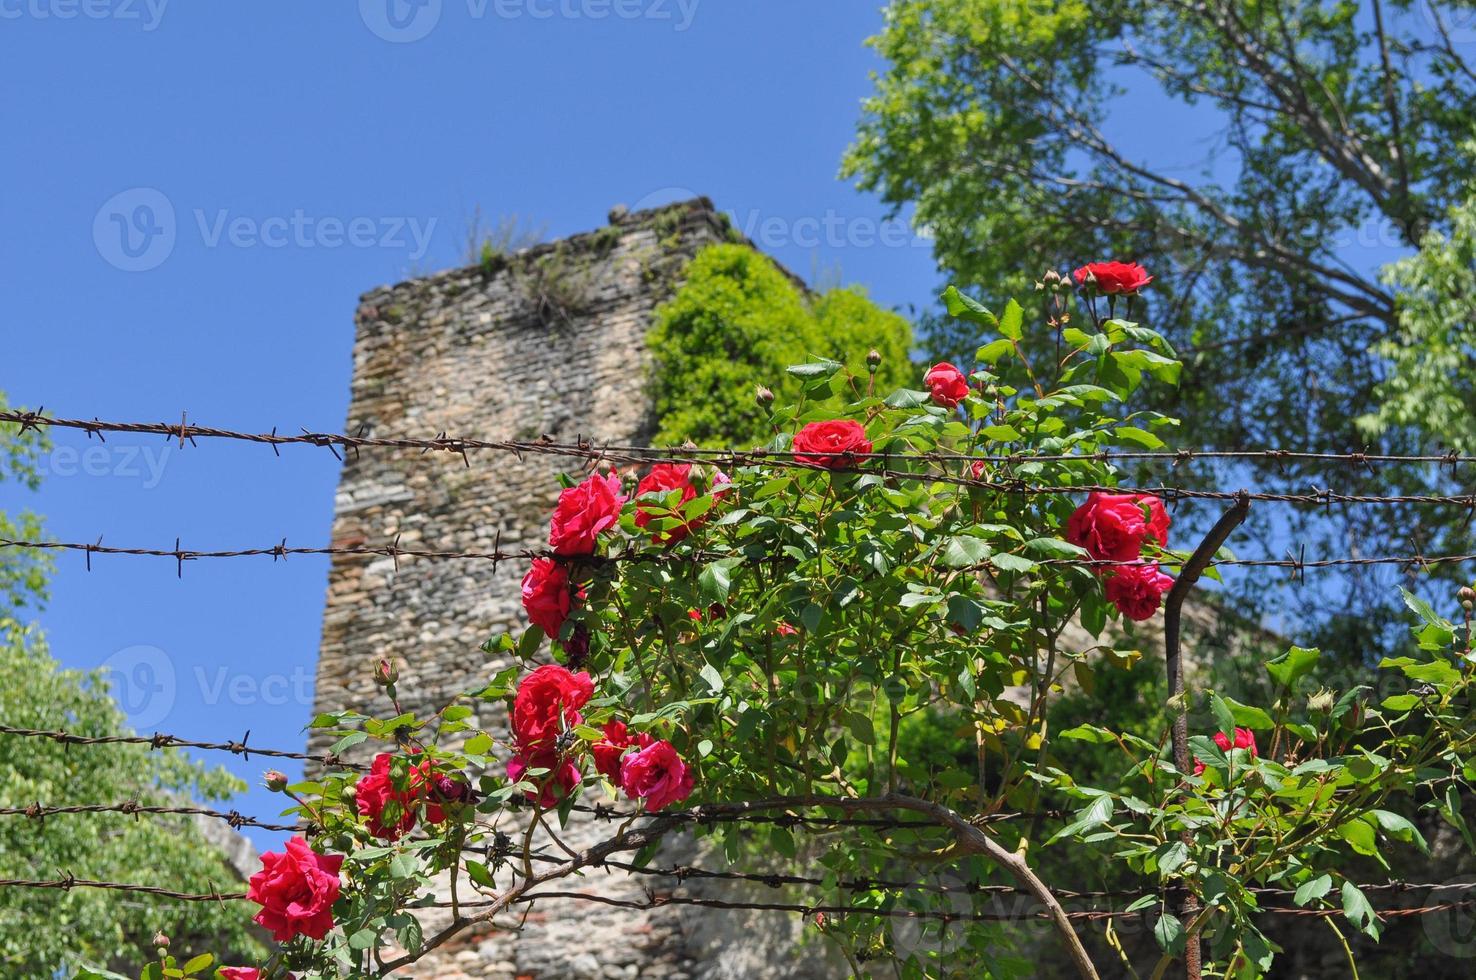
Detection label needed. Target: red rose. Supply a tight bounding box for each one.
[247,836,343,942]
[1104,562,1174,621]
[220,971,294,980]
[355,752,425,841]
[774,621,799,637]
[511,664,594,760]
[521,558,574,635]
[923,362,971,409]
[1066,492,1155,562]
[1072,261,1153,295]
[549,471,626,556]
[424,770,474,823]
[970,459,987,481]
[619,737,695,813]
[1136,494,1170,547]
[633,463,731,545]
[792,420,872,469]
[1194,727,1258,775]
[592,719,636,783]
[507,753,583,808]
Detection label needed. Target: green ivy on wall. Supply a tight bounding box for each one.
[648,244,913,447]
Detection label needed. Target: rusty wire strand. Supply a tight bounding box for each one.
[0,801,300,833]
[3,534,1475,575]
[6,411,1474,470]
[3,413,1475,510]
[0,875,1470,923]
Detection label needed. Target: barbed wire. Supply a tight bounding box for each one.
[0,801,300,833]
[0,725,367,772]
[4,533,1474,578]
[0,875,1470,923]
[6,411,1473,470]
[0,726,971,831]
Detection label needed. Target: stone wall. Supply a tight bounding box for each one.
[311,199,844,979]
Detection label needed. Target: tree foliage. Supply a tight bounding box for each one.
[648,244,913,447]
[1363,189,1476,451]
[843,0,1476,648]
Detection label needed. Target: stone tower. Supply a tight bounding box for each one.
[311,199,841,979]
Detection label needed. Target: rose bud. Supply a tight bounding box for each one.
[263,770,290,792]
[152,932,169,949]
[373,658,399,687]
[563,622,591,670]
[1307,688,1335,714]
[866,348,882,370]
[756,385,775,407]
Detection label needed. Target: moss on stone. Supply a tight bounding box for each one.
[648,244,913,447]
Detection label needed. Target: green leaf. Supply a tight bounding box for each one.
[786,357,843,379]
[1223,696,1275,731]
[1025,537,1088,559]
[884,388,931,408]
[698,662,724,695]
[941,535,992,567]
[1368,809,1429,854]
[1157,841,1189,876]
[999,298,1024,340]
[331,731,369,754]
[1341,880,1381,940]
[466,859,496,888]
[348,927,378,950]
[975,339,1014,364]
[1265,645,1321,689]
[1114,426,1165,449]
[181,955,213,975]
[943,285,996,327]
[1209,693,1236,742]
[980,424,1022,441]
[1153,912,1185,954]
[1058,724,1116,744]
[698,557,743,604]
[1294,874,1332,906]
[463,732,493,756]
[991,553,1037,574]
[1337,817,1388,868]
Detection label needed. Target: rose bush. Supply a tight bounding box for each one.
[122,276,1476,980]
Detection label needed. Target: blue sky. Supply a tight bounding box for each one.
[0,1,952,850]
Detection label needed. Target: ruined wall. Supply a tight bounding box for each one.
[311,199,842,980]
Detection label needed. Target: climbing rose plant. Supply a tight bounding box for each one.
[114,275,1476,980]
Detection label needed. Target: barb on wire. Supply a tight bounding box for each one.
[6,411,1474,470]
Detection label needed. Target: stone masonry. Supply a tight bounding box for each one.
[311,199,845,979]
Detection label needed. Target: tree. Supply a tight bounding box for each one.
[1362,188,1476,451]
[0,406,264,976]
[842,0,1476,646]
